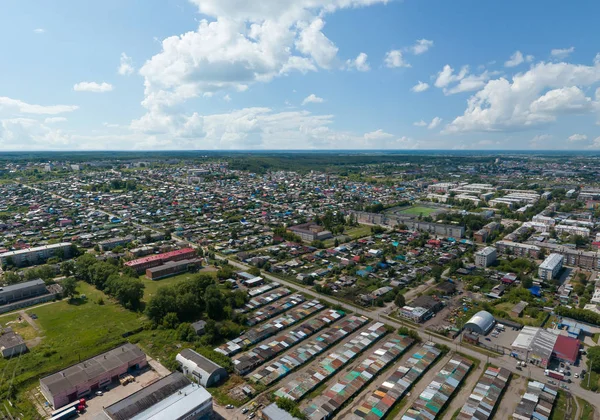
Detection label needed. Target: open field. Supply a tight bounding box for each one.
[395,205,439,216]
[0,313,38,341]
[140,267,217,301]
[0,281,144,415]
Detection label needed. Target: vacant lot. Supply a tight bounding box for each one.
[0,282,144,410]
[140,267,218,301]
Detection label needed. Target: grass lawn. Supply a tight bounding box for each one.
[0,313,38,341]
[550,390,574,420]
[140,269,217,301]
[396,205,438,216]
[577,397,595,419]
[323,224,372,247]
[0,282,144,405]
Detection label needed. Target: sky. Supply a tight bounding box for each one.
[1,0,600,151]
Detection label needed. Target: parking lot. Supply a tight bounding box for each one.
[80,368,163,420]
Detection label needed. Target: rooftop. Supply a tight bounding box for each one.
[178,348,224,375]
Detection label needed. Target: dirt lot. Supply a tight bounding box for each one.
[80,368,163,420]
[444,360,484,417]
[494,373,527,420]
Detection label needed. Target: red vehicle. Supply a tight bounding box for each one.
[545,369,565,381]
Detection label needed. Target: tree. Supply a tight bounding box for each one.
[205,285,226,320]
[61,260,75,277]
[394,292,406,308]
[61,277,78,301]
[248,266,261,277]
[162,312,180,329]
[588,346,600,373]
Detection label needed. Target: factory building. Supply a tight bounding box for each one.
[103,372,213,420]
[176,349,228,387]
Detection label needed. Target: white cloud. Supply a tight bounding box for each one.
[44,117,67,124]
[73,82,114,93]
[434,65,468,88]
[567,133,587,142]
[413,120,427,127]
[118,53,134,76]
[410,39,433,55]
[428,117,442,129]
[434,64,490,95]
[139,1,388,112]
[446,61,600,133]
[411,81,429,92]
[589,136,600,149]
[302,94,324,105]
[384,50,410,68]
[223,94,232,102]
[505,51,533,68]
[346,52,370,71]
[0,96,78,115]
[363,129,393,140]
[551,47,575,59]
[33,28,45,34]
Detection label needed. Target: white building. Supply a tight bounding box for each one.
[538,253,564,280]
[475,246,497,268]
[591,288,600,305]
[532,215,555,227]
[555,224,590,238]
[176,349,228,387]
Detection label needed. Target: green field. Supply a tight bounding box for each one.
[0,282,144,413]
[140,268,218,301]
[396,205,439,216]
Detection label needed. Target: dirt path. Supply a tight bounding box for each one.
[443,360,485,417]
[494,373,526,419]
[19,310,40,332]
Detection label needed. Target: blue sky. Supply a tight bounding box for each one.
[1,0,600,150]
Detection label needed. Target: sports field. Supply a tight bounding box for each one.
[396,205,438,216]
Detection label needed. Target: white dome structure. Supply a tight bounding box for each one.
[464,310,495,335]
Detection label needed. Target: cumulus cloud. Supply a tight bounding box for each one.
[504,51,533,68]
[411,81,429,93]
[434,65,490,95]
[73,82,114,93]
[413,120,427,127]
[567,133,587,142]
[118,53,134,76]
[384,50,410,68]
[138,0,388,115]
[446,60,600,133]
[363,129,393,140]
[0,96,78,115]
[428,117,442,129]
[302,94,324,105]
[530,134,552,148]
[551,47,575,59]
[346,52,370,71]
[410,39,433,55]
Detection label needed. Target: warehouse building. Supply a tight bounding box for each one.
[0,242,72,267]
[103,372,213,420]
[145,258,202,280]
[176,348,228,387]
[40,343,147,409]
[0,279,62,314]
[464,310,496,335]
[510,326,580,367]
[0,327,27,358]
[538,253,564,280]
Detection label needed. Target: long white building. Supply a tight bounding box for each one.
[538,253,564,280]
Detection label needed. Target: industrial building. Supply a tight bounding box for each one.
[125,247,197,273]
[0,242,72,267]
[475,246,497,268]
[175,348,228,387]
[0,327,27,358]
[40,343,147,409]
[103,372,213,420]
[538,253,564,280]
[510,326,580,367]
[464,310,496,335]
[0,279,61,314]
[145,258,202,280]
[398,295,443,323]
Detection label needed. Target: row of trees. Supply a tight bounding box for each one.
[555,306,600,326]
[70,254,144,310]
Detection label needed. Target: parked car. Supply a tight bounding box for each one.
[242,408,249,414]
[226,405,234,409]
